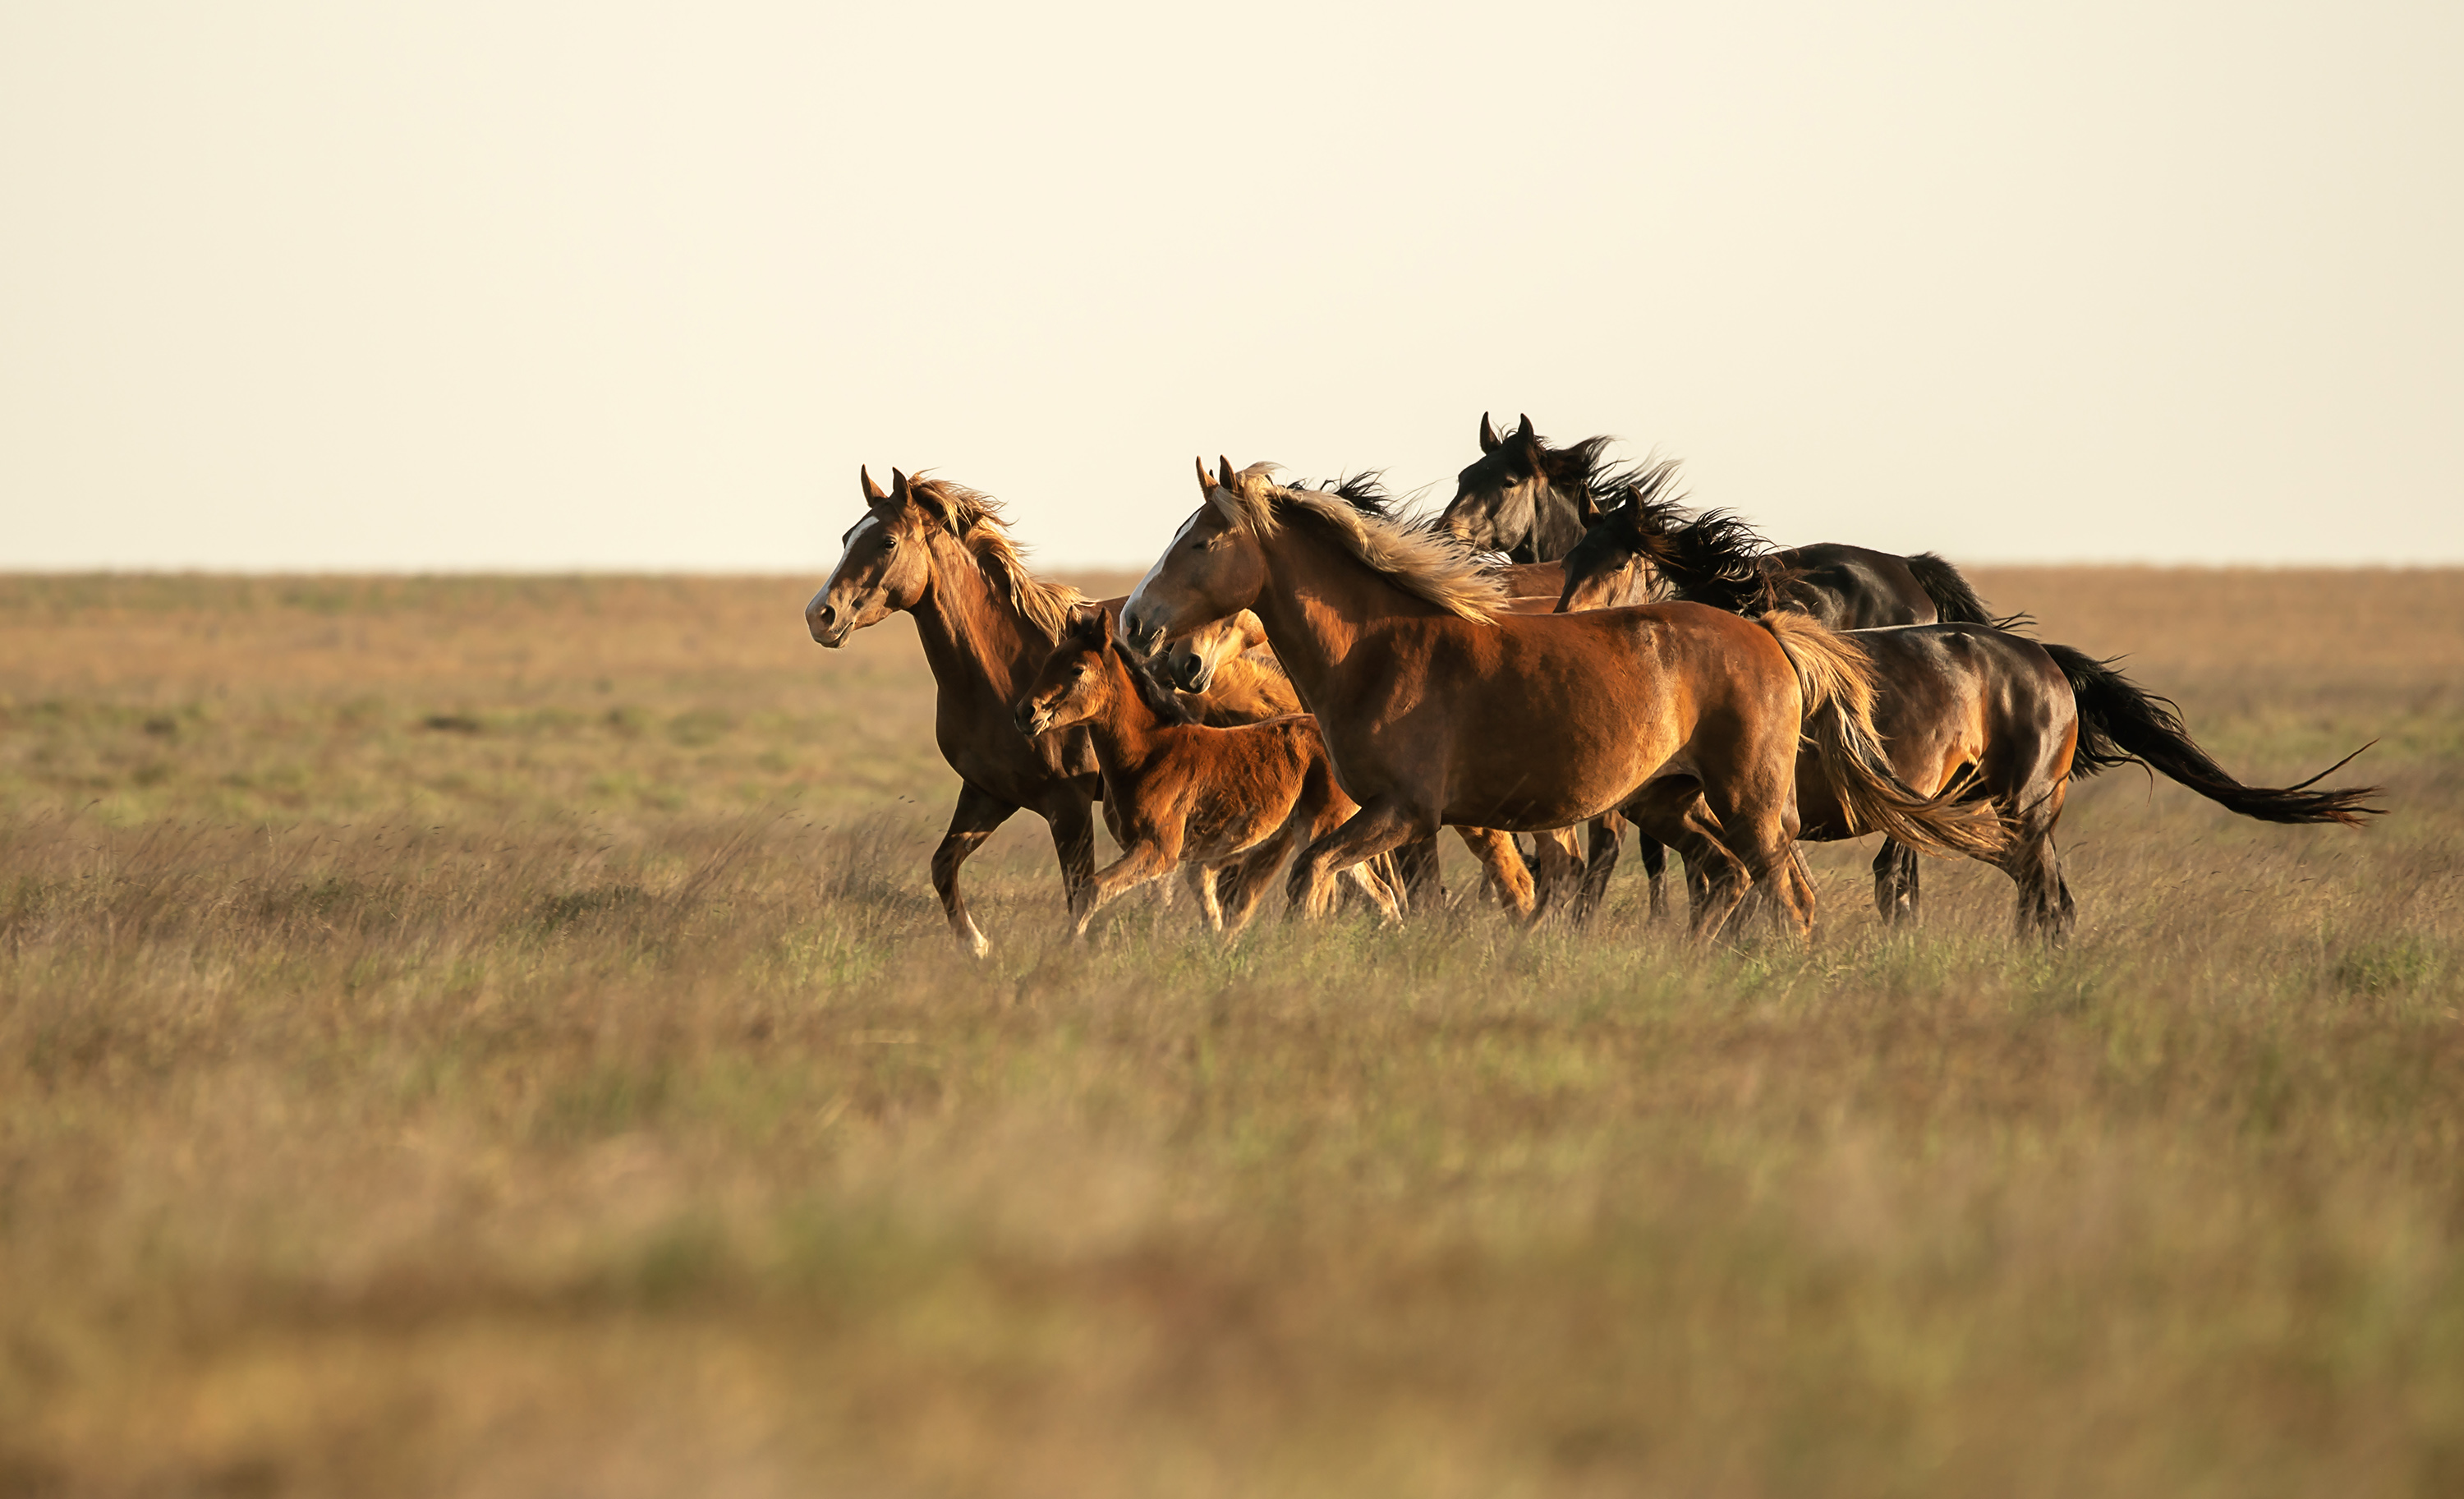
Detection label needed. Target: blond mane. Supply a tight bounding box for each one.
[1208,463,1509,623]
[908,476,1085,642]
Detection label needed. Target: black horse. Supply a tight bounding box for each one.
[1440,412,1995,628]
[1558,486,2379,931]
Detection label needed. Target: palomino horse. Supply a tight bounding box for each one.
[1445,414,1996,628]
[1017,605,1400,938]
[1119,460,2002,940]
[806,467,1287,955]
[1562,488,2380,936]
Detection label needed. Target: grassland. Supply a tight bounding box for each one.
[2,568,2460,1497]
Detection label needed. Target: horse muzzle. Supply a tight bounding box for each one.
[1016,702,1055,737]
[1165,648,1213,693]
[1117,610,1166,658]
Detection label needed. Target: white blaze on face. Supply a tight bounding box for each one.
[811,514,881,613]
[1124,510,1201,641]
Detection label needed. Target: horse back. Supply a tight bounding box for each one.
[1777,544,1937,629]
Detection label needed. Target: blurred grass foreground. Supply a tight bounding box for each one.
[3,568,2463,1497]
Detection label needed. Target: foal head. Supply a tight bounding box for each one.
[1440,413,1616,561]
[1017,605,1193,737]
[807,467,946,646]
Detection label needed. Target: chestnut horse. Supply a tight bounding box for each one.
[806,467,1284,955]
[1018,605,1399,938]
[1563,488,2380,936]
[1445,413,1994,628]
[1120,461,2002,940]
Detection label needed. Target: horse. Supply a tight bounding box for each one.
[1562,487,2381,936]
[1160,476,1618,918]
[1118,459,2002,940]
[1016,605,1400,938]
[1445,413,1995,628]
[805,466,1289,956]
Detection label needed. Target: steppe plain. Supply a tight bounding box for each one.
[2,567,2460,1497]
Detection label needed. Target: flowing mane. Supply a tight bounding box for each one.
[909,476,1086,642]
[1211,462,1510,623]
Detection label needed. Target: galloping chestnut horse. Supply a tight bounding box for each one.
[1119,460,2002,940]
[1444,413,1995,628]
[806,467,1285,955]
[1018,605,1399,938]
[1561,487,2380,936]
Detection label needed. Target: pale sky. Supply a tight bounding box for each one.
[3,1,2458,571]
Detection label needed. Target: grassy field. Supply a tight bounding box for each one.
[2,567,2460,1497]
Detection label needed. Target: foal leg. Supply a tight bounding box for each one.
[1185,861,1226,934]
[932,784,1019,959]
[1072,835,1182,940]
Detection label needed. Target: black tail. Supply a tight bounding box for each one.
[1905,552,1995,625]
[2043,642,2380,826]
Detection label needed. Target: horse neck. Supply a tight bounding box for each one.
[908,539,1049,708]
[1078,655,1170,773]
[1245,520,1442,703]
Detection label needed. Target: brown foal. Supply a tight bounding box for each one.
[1018,605,1399,938]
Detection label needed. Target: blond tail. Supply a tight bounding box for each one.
[1757,611,2007,859]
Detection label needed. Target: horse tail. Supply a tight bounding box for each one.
[1904,552,1995,624]
[1757,611,2007,858]
[2043,643,2381,826]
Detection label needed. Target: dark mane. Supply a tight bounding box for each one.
[1113,638,1198,726]
[1536,435,1631,505]
[1299,470,1392,517]
[1591,470,1802,618]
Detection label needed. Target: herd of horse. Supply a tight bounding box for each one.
[805,416,2379,954]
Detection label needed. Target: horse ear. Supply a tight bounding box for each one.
[1478,412,1501,453]
[1194,456,1216,498]
[859,465,890,505]
[1071,604,1110,644]
[1513,413,1538,448]
[899,472,955,530]
[1217,456,1236,492]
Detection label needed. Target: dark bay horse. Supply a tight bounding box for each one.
[1562,488,2380,935]
[1444,414,1994,628]
[805,467,1285,955]
[1119,460,2002,940]
[1017,605,1399,938]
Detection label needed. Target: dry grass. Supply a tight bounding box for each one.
[2,568,2460,1498]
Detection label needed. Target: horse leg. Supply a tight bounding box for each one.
[1289,801,1428,919]
[1452,825,1540,924]
[1871,839,1922,925]
[1690,771,1810,945]
[1531,828,1584,917]
[932,784,1019,958]
[1339,859,1404,923]
[1044,793,1099,909]
[1390,835,1443,913]
[1575,815,1623,926]
[1631,830,1671,922]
